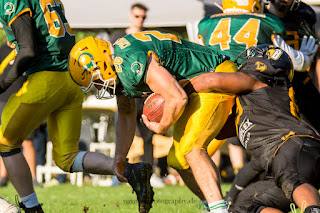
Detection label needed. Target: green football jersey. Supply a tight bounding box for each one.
[113,30,227,98]
[0,0,75,75]
[198,13,286,61]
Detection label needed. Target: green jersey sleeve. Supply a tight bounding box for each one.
[0,0,30,43]
[113,31,226,98]
[115,49,151,97]
[0,0,75,75]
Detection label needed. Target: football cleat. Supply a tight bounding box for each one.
[16,196,43,213]
[0,197,19,213]
[124,162,154,213]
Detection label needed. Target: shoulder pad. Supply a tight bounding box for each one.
[292,3,316,25]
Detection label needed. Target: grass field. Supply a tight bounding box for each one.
[1,181,232,213]
[1,181,303,213]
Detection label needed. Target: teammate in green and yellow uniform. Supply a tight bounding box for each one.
[198,0,285,61]
[0,0,145,212]
[68,31,238,212]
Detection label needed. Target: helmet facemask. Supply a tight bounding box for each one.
[91,72,116,100]
[234,46,264,67]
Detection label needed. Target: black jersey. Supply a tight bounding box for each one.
[266,3,320,131]
[235,58,320,170]
[271,2,317,49]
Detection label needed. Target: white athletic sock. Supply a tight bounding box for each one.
[209,199,228,213]
[21,192,39,208]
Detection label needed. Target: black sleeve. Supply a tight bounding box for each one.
[109,29,127,44]
[0,12,36,92]
[225,159,264,204]
[216,113,237,140]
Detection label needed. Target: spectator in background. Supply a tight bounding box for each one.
[110,3,148,42]
[0,44,40,188]
[110,2,165,188]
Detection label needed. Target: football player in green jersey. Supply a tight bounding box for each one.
[0,0,149,212]
[198,0,287,62]
[190,44,320,212]
[198,0,318,68]
[69,32,239,212]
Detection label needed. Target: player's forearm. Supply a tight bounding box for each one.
[273,35,318,71]
[1,47,36,89]
[115,113,136,160]
[115,96,137,160]
[1,13,36,91]
[157,93,188,133]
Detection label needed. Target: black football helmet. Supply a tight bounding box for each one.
[264,0,300,11]
[235,44,294,85]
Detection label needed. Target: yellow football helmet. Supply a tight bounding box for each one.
[68,36,117,99]
[223,0,262,13]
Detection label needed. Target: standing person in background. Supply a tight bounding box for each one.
[266,0,320,132]
[110,3,148,42]
[0,1,150,212]
[110,3,165,188]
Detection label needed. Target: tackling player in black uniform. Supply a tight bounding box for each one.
[189,44,320,212]
[266,0,320,133]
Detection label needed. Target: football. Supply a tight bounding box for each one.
[143,93,165,123]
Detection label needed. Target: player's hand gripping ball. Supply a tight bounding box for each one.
[143,93,165,123]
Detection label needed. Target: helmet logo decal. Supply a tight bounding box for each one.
[265,49,283,61]
[78,53,98,80]
[4,2,15,15]
[255,61,267,72]
[131,62,143,76]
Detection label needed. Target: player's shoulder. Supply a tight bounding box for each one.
[294,2,317,24]
[0,0,30,21]
[264,13,282,22]
[0,0,30,10]
[297,2,316,16]
[113,36,141,54]
[262,13,285,29]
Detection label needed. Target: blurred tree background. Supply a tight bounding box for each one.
[0,28,98,46]
[0,27,188,46]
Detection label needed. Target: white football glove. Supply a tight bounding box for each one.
[273,35,319,72]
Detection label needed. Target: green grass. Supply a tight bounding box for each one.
[1,182,232,213]
[1,182,303,213]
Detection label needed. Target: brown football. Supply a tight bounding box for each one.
[143,93,165,123]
